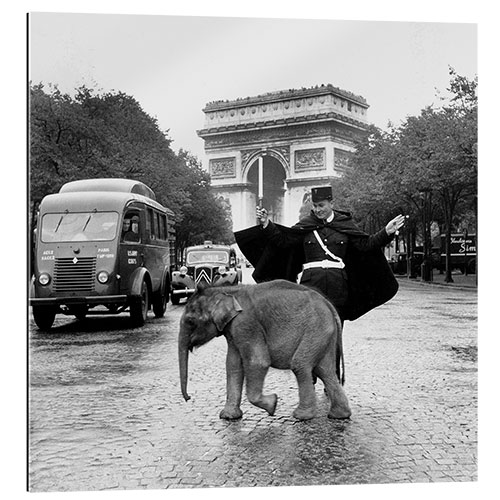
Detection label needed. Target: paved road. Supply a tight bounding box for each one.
[28,272,477,491]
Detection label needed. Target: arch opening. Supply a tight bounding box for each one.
[247,155,286,224]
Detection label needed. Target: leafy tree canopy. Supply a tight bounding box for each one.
[29,83,233,250]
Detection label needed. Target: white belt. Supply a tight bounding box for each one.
[303,259,345,270]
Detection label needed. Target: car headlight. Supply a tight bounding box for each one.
[97,271,109,284]
[38,273,51,286]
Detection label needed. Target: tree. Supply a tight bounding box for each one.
[335,69,477,282]
[173,151,234,262]
[29,83,234,259]
[396,69,477,281]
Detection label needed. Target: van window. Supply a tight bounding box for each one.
[148,208,156,239]
[146,208,153,236]
[41,212,119,243]
[122,213,141,242]
[159,214,167,240]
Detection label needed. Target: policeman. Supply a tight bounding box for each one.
[251,186,405,321]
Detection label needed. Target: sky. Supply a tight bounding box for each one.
[28,10,477,166]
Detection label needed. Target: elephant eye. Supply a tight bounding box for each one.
[185,317,197,327]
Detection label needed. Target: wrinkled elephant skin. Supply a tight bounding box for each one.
[178,280,351,421]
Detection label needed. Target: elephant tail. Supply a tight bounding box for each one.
[336,319,345,386]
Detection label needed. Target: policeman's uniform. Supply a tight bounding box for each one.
[260,186,393,320]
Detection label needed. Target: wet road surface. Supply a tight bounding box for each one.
[28,277,477,491]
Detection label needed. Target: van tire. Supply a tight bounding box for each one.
[152,279,168,318]
[32,306,56,331]
[171,292,180,306]
[130,279,149,326]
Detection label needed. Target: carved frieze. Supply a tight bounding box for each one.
[210,157,236,178]
[203,122,357,151]
[294,148,326,172]
[334,148,353,174]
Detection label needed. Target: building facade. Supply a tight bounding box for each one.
[197,84,369,231]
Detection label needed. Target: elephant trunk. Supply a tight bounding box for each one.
[178,331,191,401]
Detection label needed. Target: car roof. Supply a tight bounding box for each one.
[186,244,231,252]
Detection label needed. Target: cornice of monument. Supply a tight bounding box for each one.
[197,111,368,138]
[203,84,368,111]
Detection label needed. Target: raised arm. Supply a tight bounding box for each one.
[256,206,302,248]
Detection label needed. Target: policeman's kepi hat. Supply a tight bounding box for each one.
[311,186,333,202]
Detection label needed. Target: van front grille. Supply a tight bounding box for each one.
[54,257,96,293]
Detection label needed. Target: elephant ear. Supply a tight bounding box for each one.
[211,294,243,332]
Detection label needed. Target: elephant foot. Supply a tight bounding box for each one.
[327,405,352,420]
[219,406,243,420]
[292,406,316,421]
[260,393,278,416]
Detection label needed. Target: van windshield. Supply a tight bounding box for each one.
[41,212,119,242]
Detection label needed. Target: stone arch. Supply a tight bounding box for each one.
[241,148,290,180]
[198,85,369,230]
[243,150,288,225]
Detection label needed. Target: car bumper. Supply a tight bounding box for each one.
[171,288,195,295]
[30,295,129,307]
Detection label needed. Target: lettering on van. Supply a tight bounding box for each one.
[41,249,54,261]
[96,247,114,259]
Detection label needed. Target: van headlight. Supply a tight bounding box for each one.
[179,266,188,275]
[97,271,109,284]
[38,273,51,286]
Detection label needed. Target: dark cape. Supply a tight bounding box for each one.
[234,211,399,321]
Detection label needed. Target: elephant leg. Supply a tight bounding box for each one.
[315,351,351,419]
[220,341,244,420]
[242,346,277,416]
[291,361,317,420]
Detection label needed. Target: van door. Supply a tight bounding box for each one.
[118,210,143,295]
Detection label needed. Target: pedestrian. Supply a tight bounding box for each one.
[235,186,406,323]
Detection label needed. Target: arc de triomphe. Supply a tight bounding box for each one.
[197,84,369,231]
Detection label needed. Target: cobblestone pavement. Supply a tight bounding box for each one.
[28,274,477,492]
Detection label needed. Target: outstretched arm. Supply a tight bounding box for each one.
[353,214,407,251]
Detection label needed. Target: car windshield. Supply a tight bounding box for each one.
[41,211,119,242]
[186,251,229,265]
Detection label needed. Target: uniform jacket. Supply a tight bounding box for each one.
[234,210,399,321]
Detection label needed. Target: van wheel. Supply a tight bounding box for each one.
[152,282,168,318]
[130,280,149,326]
[171,292,180,306]
[32,306,56,331]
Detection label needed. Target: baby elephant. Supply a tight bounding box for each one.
[178,279,351,421]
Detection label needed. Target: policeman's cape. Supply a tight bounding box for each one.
[234,211,399,321]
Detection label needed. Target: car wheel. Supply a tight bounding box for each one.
[32,305,56,331]
[130,279,149,326]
